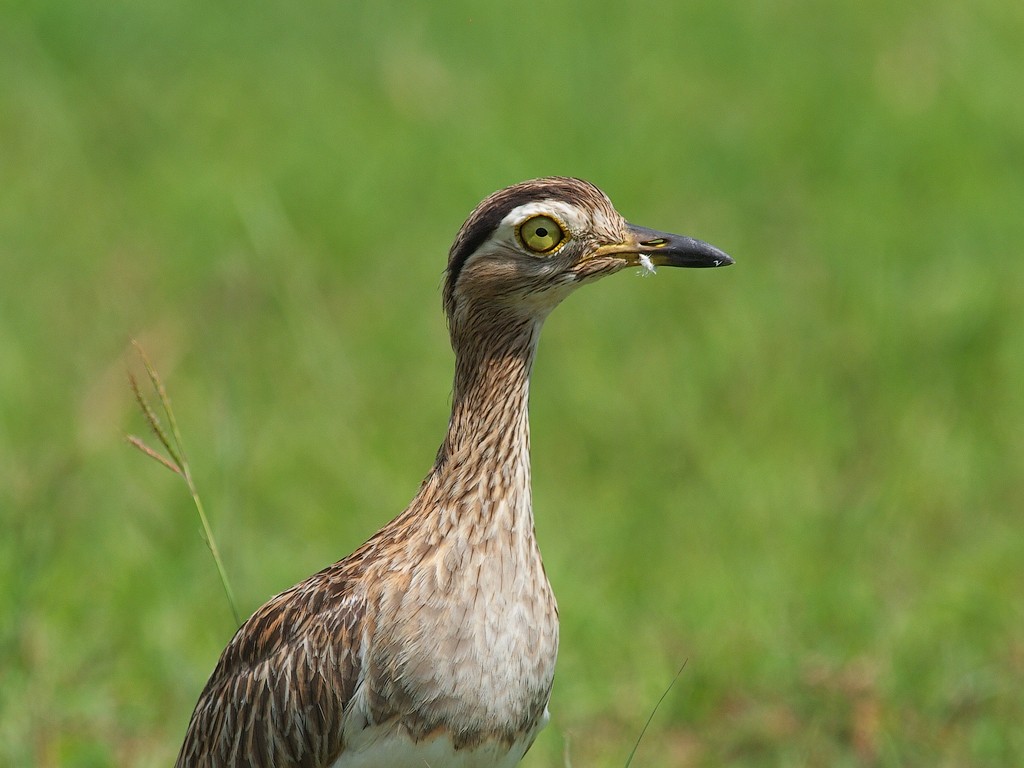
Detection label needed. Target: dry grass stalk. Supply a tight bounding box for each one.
[127,339,242,627]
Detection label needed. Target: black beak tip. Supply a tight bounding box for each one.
[629,224,734,269]
[709,251,735,268]
[668,236,735,269]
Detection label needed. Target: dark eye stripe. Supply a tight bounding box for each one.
[448,191,545,282]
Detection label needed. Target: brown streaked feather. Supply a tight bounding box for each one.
[175,562,368,768]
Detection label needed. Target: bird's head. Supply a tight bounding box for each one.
[443,177,733,334]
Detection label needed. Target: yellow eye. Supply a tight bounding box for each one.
[518,215,566,254]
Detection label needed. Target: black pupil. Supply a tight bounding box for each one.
[535,227,548,238]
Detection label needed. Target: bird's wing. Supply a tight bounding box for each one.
[174,567,367,768]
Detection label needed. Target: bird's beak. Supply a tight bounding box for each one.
[596,224,734,269]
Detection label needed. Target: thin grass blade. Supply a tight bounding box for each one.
[623,660,688,768]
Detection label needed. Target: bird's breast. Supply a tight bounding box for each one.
[363,498,558,750]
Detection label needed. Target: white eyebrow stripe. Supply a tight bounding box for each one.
[499,200,589,232]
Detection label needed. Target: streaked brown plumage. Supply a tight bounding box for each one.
[175,177,732,768]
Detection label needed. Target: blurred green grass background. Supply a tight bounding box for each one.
[2,0,1022,765]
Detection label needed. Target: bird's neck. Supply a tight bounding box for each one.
[438,315,540,474]
[380,310,545,551]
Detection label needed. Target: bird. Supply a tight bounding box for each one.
[174,176,733,768]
